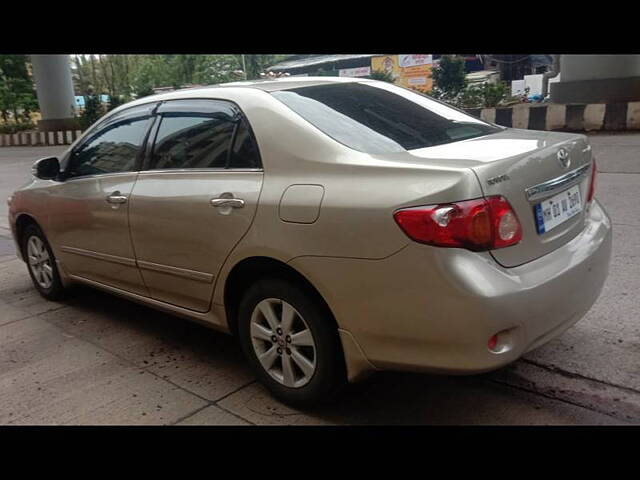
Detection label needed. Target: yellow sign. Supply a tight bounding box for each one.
[399,64,432,92]
[371,55,400,79]
[371,55,433,93]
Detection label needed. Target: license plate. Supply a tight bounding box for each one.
[534,185,582,234]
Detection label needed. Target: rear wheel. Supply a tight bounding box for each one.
[21,224,67,301]
[237,277,346,406]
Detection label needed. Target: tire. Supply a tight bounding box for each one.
[237,277,346,407]
[21,223,67,301]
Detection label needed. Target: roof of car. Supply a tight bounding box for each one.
[177,76,366,94]
[105,77,371,119]
[230,76,365,91]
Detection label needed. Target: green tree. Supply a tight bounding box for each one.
[129,55,171,96]
[454,82,510,109]
[368,69,395,83]
[193,55,243,84]
[107,94,124,111]
[236,55,290,80]
[430,55,467,100]
[70,54,292,102]
[126,55,242,95]
[79,90,105,129]
[0,55,38,125]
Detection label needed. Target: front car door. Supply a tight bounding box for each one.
[128,99,263,312]
[46,103,157,295]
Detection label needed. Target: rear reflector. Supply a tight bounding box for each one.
[393,196,522,251]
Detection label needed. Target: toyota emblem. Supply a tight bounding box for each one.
[557,148,570,169]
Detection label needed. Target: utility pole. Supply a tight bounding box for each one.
[241,55,248,80]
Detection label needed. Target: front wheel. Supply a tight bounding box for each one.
[237,277,346,407]
[21,224,67,301]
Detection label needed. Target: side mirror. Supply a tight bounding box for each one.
[32,157,60,180]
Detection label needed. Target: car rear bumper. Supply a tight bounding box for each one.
[290,199,612,378]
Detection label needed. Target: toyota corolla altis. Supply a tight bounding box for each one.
[7,77,611,405]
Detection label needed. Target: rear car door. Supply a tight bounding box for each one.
[46,103,157,294]
[128,99,263,312]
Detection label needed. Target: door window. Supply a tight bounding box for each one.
[149,100,262,170]
[229,117,262,169]
[151,114,235,170]
[66,114,152,177]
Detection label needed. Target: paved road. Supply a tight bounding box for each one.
[0,146,67,234]
[0,134,638,425]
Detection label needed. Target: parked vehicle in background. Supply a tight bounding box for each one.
[7,77,611,405]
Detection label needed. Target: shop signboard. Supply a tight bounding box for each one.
[371,55,400,79]
[338,66,371,77]
[371,54,433,92]
[398,54,433,68]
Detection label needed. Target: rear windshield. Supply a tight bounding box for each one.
[271,82,502,154]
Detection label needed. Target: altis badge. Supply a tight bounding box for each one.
[487,174,510,186]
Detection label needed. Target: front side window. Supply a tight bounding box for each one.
[66,113,152,177]
[271,82,502,154]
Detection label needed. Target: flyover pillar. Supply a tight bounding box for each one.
[550,55,640,104]
[30,55,77,131]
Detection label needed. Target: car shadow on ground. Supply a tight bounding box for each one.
[46,284,573,425]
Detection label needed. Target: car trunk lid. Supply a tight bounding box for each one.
[407,128,594,267]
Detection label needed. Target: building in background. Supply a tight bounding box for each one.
[268,54,482,93]
[267,54,380,77]
[479,54,640,103]
[481,55,553,82]
[268,54,489,93]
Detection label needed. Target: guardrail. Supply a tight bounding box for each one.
[0,130,83,147]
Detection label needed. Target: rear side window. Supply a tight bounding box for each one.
[229,117,261,169]
[151,114,235,169]
[149,100,262,170]
[66,113,151,177]
[271,82,501,154]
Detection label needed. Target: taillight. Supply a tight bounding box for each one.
[393,196,522,251]
[587,158,597,203]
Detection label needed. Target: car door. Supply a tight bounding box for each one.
[46,103,158,295]
[128,99,264,312]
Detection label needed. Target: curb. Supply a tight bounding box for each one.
[465,101,640,132]
[0,129,82,147]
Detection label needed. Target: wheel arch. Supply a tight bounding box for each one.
[223,256,339,338]
[14,213,43,261]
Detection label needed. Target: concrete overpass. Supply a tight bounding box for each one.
[550,55,640,104]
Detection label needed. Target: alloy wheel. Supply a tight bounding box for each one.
[27,235,53,289]
[250,298,317,388]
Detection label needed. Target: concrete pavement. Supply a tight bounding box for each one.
[0,133,638,425]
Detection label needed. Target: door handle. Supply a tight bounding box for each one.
[210,193,245,209]
[210,198,245,208]
[106,191,128,204]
